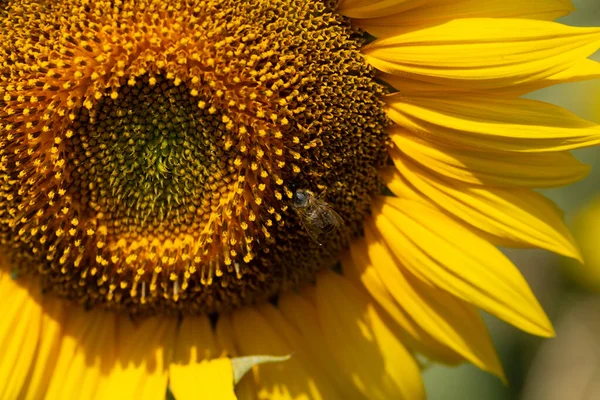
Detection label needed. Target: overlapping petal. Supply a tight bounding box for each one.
[386,93,600,153]
[170,359,237,400]
[231,306,335,400]
[0,272,46,400]
[342,247,465,365]
[356,0,574,37]
[315,270,425,400]
[278,292,360,398]
[96,317,176,400]
[388,146,581,259]
[170,317,225,400]
[337,0,428,19]
[388,128,590,187]
[373,197,554,337]
[364,19,600,90]
[353,226,505,378]
[380,59,600,96]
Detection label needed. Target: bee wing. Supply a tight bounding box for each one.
[295,207,326,245]
[298,204,343,245]
[316,205,343,233]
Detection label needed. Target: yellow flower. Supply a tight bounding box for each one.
[1,0,600,398]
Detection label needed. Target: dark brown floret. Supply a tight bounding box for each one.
[0,0,389,314]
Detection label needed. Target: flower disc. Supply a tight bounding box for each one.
[0,0,389,314]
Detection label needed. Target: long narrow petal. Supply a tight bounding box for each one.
[277,292,360,398]
[95,316,177,400]
[170,359,237,400]
[357,0,574,37]
[389,129,590,187]
[216,315,259,400]
[391,150,581,260]
[386,93,600,152]
[361,223,505,378]
[380,59,600,97]
[18,293,64,400]
[0,273,43,400]
[342,247,465,365]
[363,19,600,90]
[169,316,224,399]
[258,304,343,399]
[231,307,332,400]
[44,308,117,400]
[337,0,428,19]
[373,197,554,337]
[315,270,425,400]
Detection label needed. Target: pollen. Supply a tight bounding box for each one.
[0,0,388,314]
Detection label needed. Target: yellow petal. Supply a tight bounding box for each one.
[216,315,259,400]
[360,223,505,379]
[258,304,343,399]
[169,316,225,399]
[0,273,43,400]
[391,149,581,260]
[491,59,600,96]
[357,0,574,37]
[95,316,177,400]
[44,308,117,400]
[388,129,590,187]
[315,270,425,400]
[363,19,600,90]
[380,59,600,97]
[386,93,600,153]
[343,242,465,365]
[170,358,237,400]
[337,0,427,19]
[373,197,554,337]
[231,306,330,400]
[277,293,360,398]
[173,316,219,363]
[18,293,65,400]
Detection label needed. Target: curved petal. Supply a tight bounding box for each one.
[363,19,600,90]
[17,294,65,400]
[388,129,590,187]
[337,0,428,19]
[277,292,361,398]
[358,0,574,37]
[216,315,259,400]
[361,222,505,379]
[170,358,237,400]
[94,316,177,400]
[315,270,425,400]
[385,93,600,153]
[44,308,117,400]
[343,242,465,365]
[0,273,44,400]
[170,316,225,400]
[231,306,331,400]
[258,303,344,399]
[373,197,554,337]
[390,149,581,260]
[380,59,600,97]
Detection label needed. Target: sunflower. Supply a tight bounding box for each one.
[1,0,600,398]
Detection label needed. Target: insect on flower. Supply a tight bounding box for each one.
[291,188,343,245]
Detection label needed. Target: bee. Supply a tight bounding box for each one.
[291,188,343,245]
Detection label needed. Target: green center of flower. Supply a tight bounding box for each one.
[0,0,388,314]
[67,75,227,238]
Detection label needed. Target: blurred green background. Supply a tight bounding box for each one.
[422,1,600,398]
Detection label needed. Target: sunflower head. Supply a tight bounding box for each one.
[0,0,390,314]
